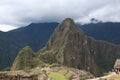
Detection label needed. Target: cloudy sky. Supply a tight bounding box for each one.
[0,0,120,31]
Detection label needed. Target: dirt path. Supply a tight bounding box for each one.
[87,72,116,80]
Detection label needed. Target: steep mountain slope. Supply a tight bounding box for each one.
[0,23,58,70]
[11,46,34,70]
[79,22,120,44]
[0,31,21,70]
[7,22,58,51]
[37,18,120,76]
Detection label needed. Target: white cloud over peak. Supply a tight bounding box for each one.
[0,0,120,31]
[0,25,17,32]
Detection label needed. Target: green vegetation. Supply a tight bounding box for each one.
[11,46,35,70]
[58,69,72,79]
[49,72,67,80]
[3,67,10,71]
[49,69,72,80]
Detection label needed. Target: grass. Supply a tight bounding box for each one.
[58,69,72,79]
[49,69,72,80]
[49,72,67,80]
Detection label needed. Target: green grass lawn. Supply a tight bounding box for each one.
[48,68,72,80]
[49,72,67,80]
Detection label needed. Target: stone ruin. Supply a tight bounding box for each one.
[0,71,38,80]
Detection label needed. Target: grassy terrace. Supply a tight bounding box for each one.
[49,69,72,80]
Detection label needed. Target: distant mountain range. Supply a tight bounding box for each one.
[0,23,57,70]
[79,22,120,44]
[0,20,120,70]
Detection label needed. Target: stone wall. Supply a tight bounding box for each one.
[0,71,38,80]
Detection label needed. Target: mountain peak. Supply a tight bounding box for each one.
[39,18,120,76]
[11,18,120,76]
[55,18,83,33]
[62,18,74,25]
[11,46,34,70]
[45,18,84,50]
[60,18,75,29]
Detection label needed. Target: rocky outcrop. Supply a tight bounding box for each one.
[11,46,34,70]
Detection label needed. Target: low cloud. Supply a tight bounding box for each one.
[0,0,120,28]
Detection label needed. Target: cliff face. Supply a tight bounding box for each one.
[11,46,34,70]
[39,18,120,76]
